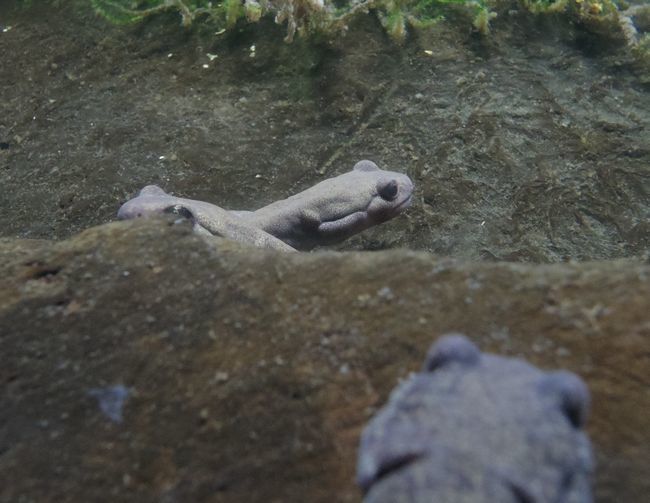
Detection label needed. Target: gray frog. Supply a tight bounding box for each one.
[117,160,414,251]
[357,334,594,503]
[233,160,414,250]
[117,185,296,252]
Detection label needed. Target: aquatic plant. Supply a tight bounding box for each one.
[88,0,639,43]
[90,0,329,40]
[90,0,224,26]
[89,0,497,41]
[371,0,496,41]
[522,0,619,16]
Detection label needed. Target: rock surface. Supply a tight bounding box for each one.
[1,219,649,502]
[1,1,649,261]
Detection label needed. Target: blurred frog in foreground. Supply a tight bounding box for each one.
[357,334,594,503]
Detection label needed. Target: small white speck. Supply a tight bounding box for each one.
[215,29,226,35]
[159,155,166,160]
[2,26,12,33]
[167,53,173,58]
[423,49,433,56]
[122,271,130,277]
[467,278,482,290]
[214,371,229,383]
[556,347,571,357]
[480,220,486,226]
[202,63,209,69]
[206,53,218,61]
[255,174,262,178]
[250,44,256,52]
[377,286,394,300]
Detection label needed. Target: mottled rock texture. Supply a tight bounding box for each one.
[1,2,649,261]
[1,219,648,502]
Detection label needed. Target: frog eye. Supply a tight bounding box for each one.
[378,179,399,201]
[424,334,480,372]
[539,371,590,429]
[164,205,194,219]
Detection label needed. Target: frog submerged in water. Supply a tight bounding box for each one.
[234,160,414,250]
[117,185,296,252]
[357,334,594,503]
[117,160,414,251]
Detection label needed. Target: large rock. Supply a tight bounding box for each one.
[1,218,648,502]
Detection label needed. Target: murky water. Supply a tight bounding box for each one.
[1,2,648,261]
[0,2,648,503]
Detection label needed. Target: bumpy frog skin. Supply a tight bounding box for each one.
[117,160,414,251]
[235,160,414,250]
[357,334,594,503]
[117,186,296,252]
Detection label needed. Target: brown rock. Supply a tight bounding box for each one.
[0,218,648,502]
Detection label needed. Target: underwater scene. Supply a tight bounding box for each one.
[0,0,648,501]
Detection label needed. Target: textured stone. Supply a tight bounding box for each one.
[0,219,648,502]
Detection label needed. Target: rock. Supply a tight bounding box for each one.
[0,219,648,502]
